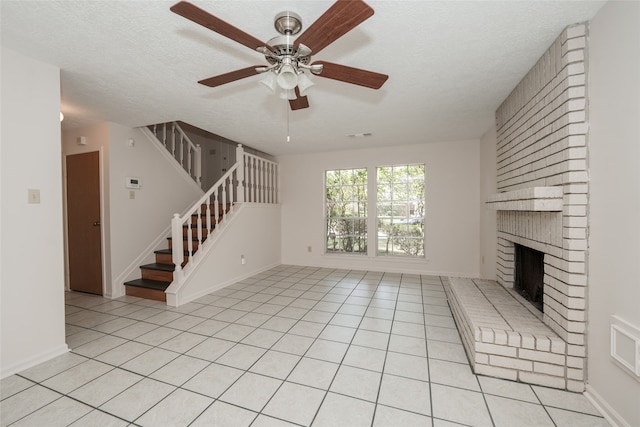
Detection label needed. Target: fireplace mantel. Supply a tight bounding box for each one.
[487,187,563,211]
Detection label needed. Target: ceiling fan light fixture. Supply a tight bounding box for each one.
[259,71,277,93]
[277,62,298,90]
[278,88,296,100]
[297,72,314,96]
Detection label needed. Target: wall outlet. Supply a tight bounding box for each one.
[241,254,246,265]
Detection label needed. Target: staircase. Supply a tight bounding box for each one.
[124,203,230,302]
[120,134,279,305]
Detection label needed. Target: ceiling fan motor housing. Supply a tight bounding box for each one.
[265,12,311,68]
[274,11,302,35]
[265,35,311,66]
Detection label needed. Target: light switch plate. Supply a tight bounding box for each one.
[28,189,40,204]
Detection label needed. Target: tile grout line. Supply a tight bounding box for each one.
[425,275,436,427]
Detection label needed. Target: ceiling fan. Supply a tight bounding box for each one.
[170,0,389,110]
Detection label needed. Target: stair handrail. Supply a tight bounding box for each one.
[151,122,202,187]
[169,144,279,288]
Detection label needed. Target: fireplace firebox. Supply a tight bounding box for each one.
[514,244,544,312]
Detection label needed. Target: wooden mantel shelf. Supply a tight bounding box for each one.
[487,187,563,211]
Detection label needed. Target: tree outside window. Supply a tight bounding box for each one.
[325,168,367,254]
[377,164,425,256]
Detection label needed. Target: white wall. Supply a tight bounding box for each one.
[170,204,281,305]
[278,140,481,276]
[108,124,204,297]
[1,48,68,377]
[587,2,640,426]
[479,125,497,280]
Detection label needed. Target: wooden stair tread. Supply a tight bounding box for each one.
[124,278,170,291]
[167,237,205,242]
[140,263,175,272]
[155,248,189,255]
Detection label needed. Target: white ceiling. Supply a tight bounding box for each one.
[1,0,605,156]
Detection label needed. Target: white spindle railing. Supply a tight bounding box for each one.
[243,151,278,204]
[151,122,202,187]
[170,144,278,289]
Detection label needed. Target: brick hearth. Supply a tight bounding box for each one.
[445,277,568,389]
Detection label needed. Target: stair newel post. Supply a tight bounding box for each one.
[236,144,245,203]
[196,144,202,188]
[171,214,184,282]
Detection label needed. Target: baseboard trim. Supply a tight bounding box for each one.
[584,384,629,427]
[1,344,70,380]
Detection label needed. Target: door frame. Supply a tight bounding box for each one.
[63,147,108,296]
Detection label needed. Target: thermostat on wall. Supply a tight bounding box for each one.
[125,177,142,189]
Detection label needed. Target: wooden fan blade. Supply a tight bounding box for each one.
[170,1,272,52]
[294,0,374,55]
[312,61,388,89]
[289,87,309,110]
[198,66,261,87]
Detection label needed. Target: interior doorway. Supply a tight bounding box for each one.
[66,151,103,295]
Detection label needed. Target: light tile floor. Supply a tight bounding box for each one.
[1,265,610,426]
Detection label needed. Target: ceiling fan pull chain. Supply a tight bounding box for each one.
[286,105,291,143]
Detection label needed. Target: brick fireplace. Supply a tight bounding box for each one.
[446,23,589,392]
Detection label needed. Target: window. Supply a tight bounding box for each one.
[325,168,367,254]
[377,164,425,256]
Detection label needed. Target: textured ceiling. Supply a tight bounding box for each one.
[1,0,605,156]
